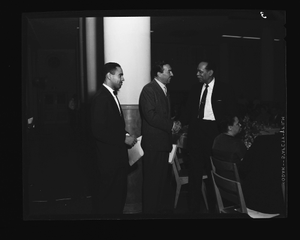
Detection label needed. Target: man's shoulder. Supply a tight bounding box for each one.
[92,85,110,101]
[141,80,157,92]
[145,79,157,87]
[214,80,232,89]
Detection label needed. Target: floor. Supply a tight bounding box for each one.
[24,123,256,220]
[24,123,199,220]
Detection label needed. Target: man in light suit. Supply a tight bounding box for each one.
[139,61,179,214]
[91,62,137,214]
[178,60,237,213]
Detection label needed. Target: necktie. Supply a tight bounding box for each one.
[163,85,167,96]
[198,84,208,119]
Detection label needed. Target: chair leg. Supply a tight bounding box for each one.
[174,184,181,209]
[202,182,208,211]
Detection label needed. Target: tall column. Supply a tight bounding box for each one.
[103,17,151,106]
[103,17,151,214]
[261,25,274,102]
[86,17,97,100]
[79,18,85,103]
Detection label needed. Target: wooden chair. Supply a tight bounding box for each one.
[211,170,248,214]
[211,167,280,218]
[210,156,241,182]
[169,144,208,209]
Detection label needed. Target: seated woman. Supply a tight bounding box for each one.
[212,115,284,215]
[212,115,247,164]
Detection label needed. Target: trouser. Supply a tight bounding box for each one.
[187,120,219,213]
[142,150,171,214]
[93,165,128,215]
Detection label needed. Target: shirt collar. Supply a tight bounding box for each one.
[154,78,167,91]
[205,78,215,88]
[103,83,115,96]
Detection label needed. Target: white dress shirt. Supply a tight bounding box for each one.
[199,78,216,121]
[103,83,121,114]
[154,78,167,96]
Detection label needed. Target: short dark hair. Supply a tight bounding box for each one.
[151,60,169,78]
[102,62,121,81]
[218,115,236,133]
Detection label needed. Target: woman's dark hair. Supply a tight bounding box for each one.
[151,60,169,78]
[218,115,236,133]
[102,62,121,82]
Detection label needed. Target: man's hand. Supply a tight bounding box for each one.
[172,121,182,134]
[125,135,137,148]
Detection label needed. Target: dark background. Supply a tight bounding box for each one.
[24,10,285,126]
[22,9,286,218]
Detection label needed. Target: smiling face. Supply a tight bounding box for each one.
[196,62,213,84]
[106,66,124,91]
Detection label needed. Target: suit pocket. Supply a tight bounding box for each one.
[213,99,223,107]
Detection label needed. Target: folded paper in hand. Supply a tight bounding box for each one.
[168,144,177,164]
[128,136,144,166]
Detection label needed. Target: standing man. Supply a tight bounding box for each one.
[91,62,137,214]
[178,60,237,213]
[139,61,179,214]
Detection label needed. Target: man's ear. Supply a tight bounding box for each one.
[228,125,232,131]
[208,70,214,77]
[106,72,111,80]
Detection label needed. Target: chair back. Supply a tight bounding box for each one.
[210,156,241,182]
[169,144,180,178]
[174,151,182,172]
[211,171,247,213]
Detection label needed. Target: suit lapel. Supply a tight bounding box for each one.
[152,79,166,98]
[152,80,170,117]
[115,95,124,118]
[166,92,171,118]
[211,80,221,103]
[102,85,123,118]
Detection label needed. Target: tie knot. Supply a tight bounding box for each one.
[113,90,118,96]
[205,84,208,89]
[163,86,167,95]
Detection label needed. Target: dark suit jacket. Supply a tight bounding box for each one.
[139,80,173,152]
[180,80,237,149]
[91,85,129,169]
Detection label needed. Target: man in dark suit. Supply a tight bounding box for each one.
[178,60,237,213]
[91,62,137,214]
[139,61,179,214]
